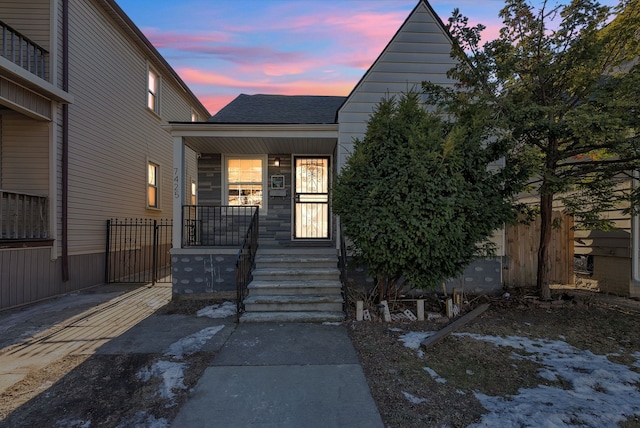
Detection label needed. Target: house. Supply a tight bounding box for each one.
[0,0,208,310]
[167,0,506,320]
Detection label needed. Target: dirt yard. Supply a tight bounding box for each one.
[1,289,639,427]
[347,289,640,427]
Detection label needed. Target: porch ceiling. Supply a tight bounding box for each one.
[165,123,339,155]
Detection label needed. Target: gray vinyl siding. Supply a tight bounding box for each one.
[0,113,49,195]
[0,248,105,310]
[0,0,51,51]
[61,0,201,255]
[337,3,457,171]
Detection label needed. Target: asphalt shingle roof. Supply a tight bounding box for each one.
[208,94,346,124]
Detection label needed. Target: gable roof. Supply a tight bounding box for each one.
[338,0,455,115]
[209,94,346,124]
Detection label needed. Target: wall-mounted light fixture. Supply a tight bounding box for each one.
[274,157,280,167]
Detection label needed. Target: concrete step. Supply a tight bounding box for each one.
[248,280,342,296]
[255,256,338,269]
[244,295,344,312]
[252,267,340,282]
[240,311,345,323]
[256,247,337,255]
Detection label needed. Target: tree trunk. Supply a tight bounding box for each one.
[537,193,553,300]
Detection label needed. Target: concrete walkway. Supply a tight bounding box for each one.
[172,322,384,427]
[0,283,172,394]
[0,284,383,427]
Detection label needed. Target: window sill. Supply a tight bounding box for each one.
[0,239,54,249]
[146,107,162,120]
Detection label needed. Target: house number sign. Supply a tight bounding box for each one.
[174,168,180,199]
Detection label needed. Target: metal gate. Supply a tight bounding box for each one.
[106,218,172,284]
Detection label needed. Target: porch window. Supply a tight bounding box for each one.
[148,162,159,208]
[190,180,197,205]
[226,158,264,208]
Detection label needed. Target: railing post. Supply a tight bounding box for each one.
[152,220,158,285]
[105,219,111,283]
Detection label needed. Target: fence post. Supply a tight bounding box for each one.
[105,219,111,283]
[152,219,158,285]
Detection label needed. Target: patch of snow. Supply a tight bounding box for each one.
[137,360,186,400]
[402,391,429,404]
[398,331,435,350]
[454,333,640,427]
[322,322,342,326]
[466,369,474,376]
[138,325,225,405]
[196,301,236,318]
[116,411,168,428]
[633,352,640,368]
[164,325,224,359]
[456,390,466,395]
[388,327,404,332]
[423,367,447,384]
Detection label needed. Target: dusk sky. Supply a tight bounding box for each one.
[114,0,619,115]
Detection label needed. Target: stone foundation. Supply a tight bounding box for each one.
[171,249,237,297]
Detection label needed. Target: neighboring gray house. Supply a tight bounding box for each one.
[0,0,208,310]
[167,0,505,321]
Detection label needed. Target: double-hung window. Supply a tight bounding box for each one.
[226,157,264,208]
[148,161,159,208]
[148,68,159,113]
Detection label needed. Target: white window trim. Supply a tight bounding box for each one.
[147,64,161,116]
[222,154,268,214]
[147,159,161,210]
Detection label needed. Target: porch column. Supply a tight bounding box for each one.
[172,136,185,249]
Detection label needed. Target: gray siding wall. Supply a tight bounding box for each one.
[1,0,207,308]
[62,0,202,256]
[0,113,49,194]
[0,0,51,51]
[0,248,104,310]
[337,3,457,173]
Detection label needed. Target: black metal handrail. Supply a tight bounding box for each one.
[235,207,259,322]
[183,205,258,247]
[0,20,48,80]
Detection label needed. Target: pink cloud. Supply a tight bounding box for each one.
[141,27,230,47]
[180,67,355,99]
[142,27,307,66]
[198,94,236,115]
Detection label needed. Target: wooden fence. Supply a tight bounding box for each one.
[504,212,574,287]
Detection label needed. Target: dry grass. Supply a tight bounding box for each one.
[347,290,640,427]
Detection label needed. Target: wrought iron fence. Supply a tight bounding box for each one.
[235,207,259,321]
[183,205,259,247]
[105,218,172,284]
[0,20,48,80]
[0,190,48,240]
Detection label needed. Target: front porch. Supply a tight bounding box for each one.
[170,204,344,322]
